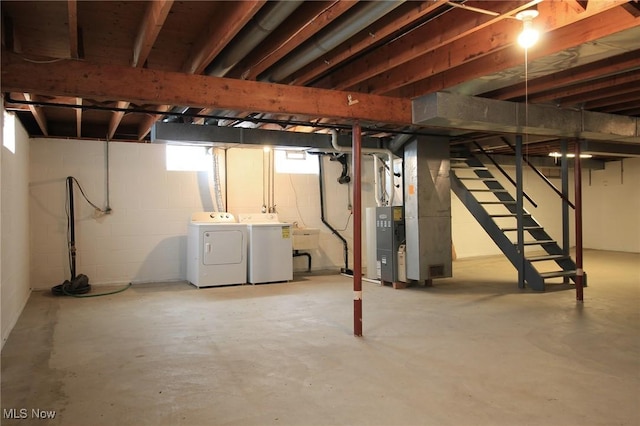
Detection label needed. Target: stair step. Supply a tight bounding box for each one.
[516,240,556,246]
[491,213,531,218]
[451,165,488,170]
[479,201,517,205]
[501,226,543,232]
[527,254,569,262]
[540,270,577,279]
[457,177,499,181]
[468,189,509,193]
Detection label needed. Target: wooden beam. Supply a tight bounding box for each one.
[68,0,79,58]
[23,93,48,136]
[288,0,449,86]
[132,0,173,68]
[181,1,265,74]
[485,49,640,100]
[232,1,358,81]
[534,71,640,104]
[137,105,170,140]
[117,0,172,140]
[315,1,537,91]
[0,51,412,126]
[75,97,82,137]
[595,100,640,114]
[106,100,128,139]
[583,89,640,109]
[385,5,640,98]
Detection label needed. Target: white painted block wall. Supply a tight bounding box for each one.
[29,139,215,289]
[583,157,640,253]
[226,148,379,272]
[1,110,31,348]
[26,137,640,292]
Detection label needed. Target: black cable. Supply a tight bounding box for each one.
[69,176,106,212]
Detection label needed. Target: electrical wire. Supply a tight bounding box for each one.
[68,176,108,212]
[336,212,353,232]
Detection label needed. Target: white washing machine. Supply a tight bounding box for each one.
[237,213,293,284]
[187,212,247,288]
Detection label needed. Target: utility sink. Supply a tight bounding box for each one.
[292,228,320,250]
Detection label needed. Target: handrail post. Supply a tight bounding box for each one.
[574,140,584,302]
[515,135,525,289]
[473,142,538,208]
[501,137,575,209]
[561,139,570,283]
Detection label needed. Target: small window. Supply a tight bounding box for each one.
[166,145,210,171]
[274,149,318,174]
[3,110,16,154]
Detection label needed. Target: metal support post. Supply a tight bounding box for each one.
[561,139,570,283]
[574,141,584,302]
[515,135,525,288]
[352,122,363,336]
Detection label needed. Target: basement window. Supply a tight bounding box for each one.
[3,110,16,154]
[274,149,318,174]
[166,145,210,171]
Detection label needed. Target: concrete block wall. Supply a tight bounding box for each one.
[583,157,640,253]
[29,139,212,289]
[1,110,31,348]
[226,148,379,272]
[26,137,640,293]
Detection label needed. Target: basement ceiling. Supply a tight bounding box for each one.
[1,0,639,158]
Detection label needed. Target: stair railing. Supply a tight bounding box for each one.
[472,142,538,208]
[500,137,575,209]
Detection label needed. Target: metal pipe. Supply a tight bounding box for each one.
[561,139,570,283]
[67,176,77,280]
[515,135,525,289]
[205,1,303,78]
[317,154,350,273]
[352,121,363,337]
[574,140,584,302]
[261,1,405,82]
[331,129,395,205]
[372,155,382,207]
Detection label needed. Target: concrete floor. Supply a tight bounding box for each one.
[1,249,639,426]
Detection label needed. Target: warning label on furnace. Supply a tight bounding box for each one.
[282,227,290,239]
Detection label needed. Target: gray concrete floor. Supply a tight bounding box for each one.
[2,249,639,426]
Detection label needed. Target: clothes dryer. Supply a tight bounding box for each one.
[187,212,247,287]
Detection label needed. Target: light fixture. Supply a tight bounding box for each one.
[549,152,593,159]
[515,8,540,49]
[263,146,271,153]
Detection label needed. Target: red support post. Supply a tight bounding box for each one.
[352,121,363,336]
[574,140,584,302]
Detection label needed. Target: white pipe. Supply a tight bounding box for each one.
[330,129,395,206]
[372,155,381,207]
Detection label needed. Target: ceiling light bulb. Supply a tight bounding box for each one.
[518,19,539,49]
[263,146,271,153]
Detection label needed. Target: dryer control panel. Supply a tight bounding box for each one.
[191,212,236,223]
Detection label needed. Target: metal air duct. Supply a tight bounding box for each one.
[260,1,405,82]
[412,92,640,143]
